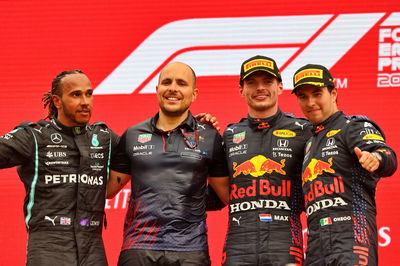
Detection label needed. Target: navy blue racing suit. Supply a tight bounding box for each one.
[222,110,311,266]
[302,111,397,266]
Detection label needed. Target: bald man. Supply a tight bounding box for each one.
[108,62,229,266]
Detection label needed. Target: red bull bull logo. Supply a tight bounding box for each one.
[302,157,334,184]
[232,155,286,177]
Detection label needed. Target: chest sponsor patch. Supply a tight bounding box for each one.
[138,133,152,143]
[273,129,296,138]
[233,131,246,144]
[326,129,341,137]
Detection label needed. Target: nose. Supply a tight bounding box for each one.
[81,95,90,105]
[305,97,315,107]
[256,83,267,91]
[168,81,179,92]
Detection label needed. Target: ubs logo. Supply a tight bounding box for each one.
[277,139,289,148]
[51,133,62,144]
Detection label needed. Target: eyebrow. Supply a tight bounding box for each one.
[312,88,323,93]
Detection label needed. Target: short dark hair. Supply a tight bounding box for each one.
[42,70,85,120]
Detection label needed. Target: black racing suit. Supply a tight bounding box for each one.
[0,119,119,266]
[222,110,311,266]
[111,112,228,265]
[302,111,397,266]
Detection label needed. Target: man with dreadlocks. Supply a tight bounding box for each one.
[0,70,119,266]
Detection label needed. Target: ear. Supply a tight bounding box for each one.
[277,81,283,95]
[239,85,244,97]
[191,88,199,102]
[331,88,338,103]
[52,94,62,109]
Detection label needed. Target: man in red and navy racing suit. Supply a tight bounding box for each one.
[222,55,311,266]
[292,64,397,266]
[0,71,119,266]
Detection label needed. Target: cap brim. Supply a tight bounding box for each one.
[291,81,325,94]
[242,68,279,81]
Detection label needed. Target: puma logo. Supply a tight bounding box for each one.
[232,216,241,226]
[44,216,57,226]
[295,121,307,130]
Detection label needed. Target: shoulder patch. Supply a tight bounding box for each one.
[17,121,36,128]
[93,121,108,128]
[347,115,385,139]
[283,112,295,118]
[347,115,370,121]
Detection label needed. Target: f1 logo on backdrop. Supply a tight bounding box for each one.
[94,12,399,95]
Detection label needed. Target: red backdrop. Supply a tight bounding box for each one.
[0,1,399,265]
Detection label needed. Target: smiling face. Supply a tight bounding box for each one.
[295,84,338,125]
[53,73,93,127]
[156,62,198,117]
[240,71,283,118]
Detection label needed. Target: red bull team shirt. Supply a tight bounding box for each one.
[111,112,228,252]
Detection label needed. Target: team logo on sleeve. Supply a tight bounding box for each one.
[362,134,384,141]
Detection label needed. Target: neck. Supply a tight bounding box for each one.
[156,110,189,131]
[248,105,278,119]
[56,115,85,128]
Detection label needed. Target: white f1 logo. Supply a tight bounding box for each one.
[95,13,386,95]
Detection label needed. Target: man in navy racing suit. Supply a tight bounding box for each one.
[222,55,311,266]
[292,64,397,265]
[0,70,119,266]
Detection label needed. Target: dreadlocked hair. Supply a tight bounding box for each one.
[42,70,85,120]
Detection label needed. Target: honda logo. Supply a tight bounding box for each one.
[326,138,335,146]
[277,139,289,147]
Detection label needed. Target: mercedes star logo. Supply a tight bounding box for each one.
[51,133,62,144]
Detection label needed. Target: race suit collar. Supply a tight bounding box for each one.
[50,119,87,135]
[246,108,283,130]
[313,111,344,134]
[151,111,196,134]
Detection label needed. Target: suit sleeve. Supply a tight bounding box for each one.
[344,120,397,177]
[0,126,33,168]
[109,129,121,158]
[110,130,131,174]
[208,131,228,177]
